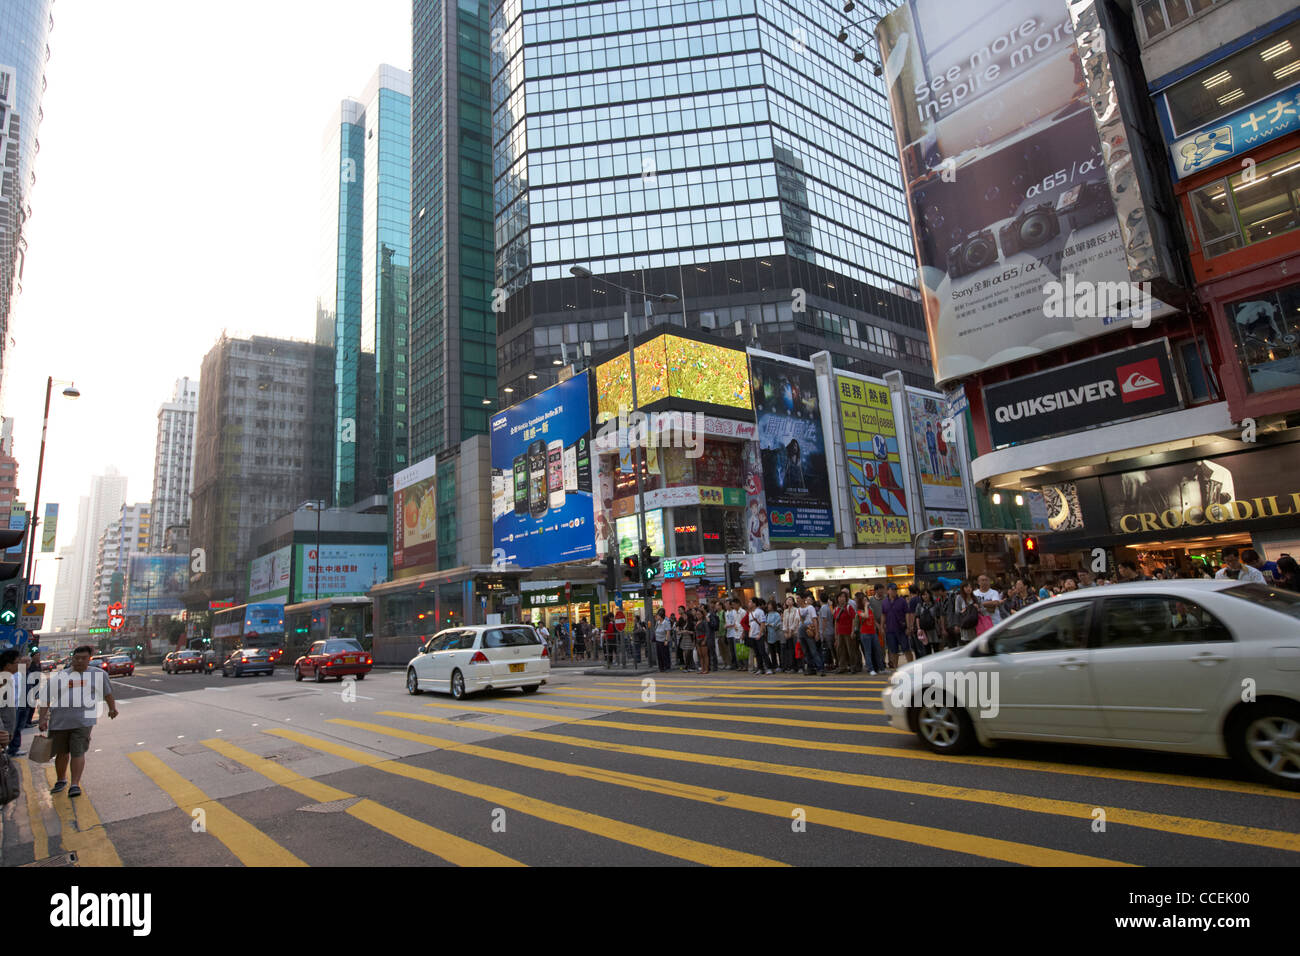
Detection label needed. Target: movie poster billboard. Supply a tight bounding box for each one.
[490,372,596,569]
[393,454,437,574]
[751,356,834,542]
[248,545,292,604]
[125,554,189,617]
[905,392,967,513]
[876,0,1166,386]
[836,376,910,545]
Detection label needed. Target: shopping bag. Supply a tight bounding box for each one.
[975,613,995,637]
[27,734,53,764]
[735,641,751,663]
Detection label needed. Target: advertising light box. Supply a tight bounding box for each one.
[393,454,437,574]
[595,333,751,422]
[294,545,387,600]
[248,545,292,604]
[490,372,596,569]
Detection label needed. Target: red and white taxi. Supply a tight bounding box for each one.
[294,638,373,682]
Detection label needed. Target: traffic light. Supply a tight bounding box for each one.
[0,583,20,625]
[641,545,660,582]
[622,555,640,581]
[787,569,806,595]
[0,524,25,582]
[1023,535,1040,565]
[601,553,617,590]
[726,561,742,589]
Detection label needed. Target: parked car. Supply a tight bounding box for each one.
[162,650,206,674]
[406,624,550,700]
[294,638,373,682]
[99,654,135,677]
[881,581,1300,790]
[221,647,275,678]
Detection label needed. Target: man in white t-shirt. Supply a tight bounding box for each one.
[1215,546,1266,584]
[724,599,742,671]
[974,574,1005,622]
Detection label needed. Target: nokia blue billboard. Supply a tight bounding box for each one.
[490,372,596,569]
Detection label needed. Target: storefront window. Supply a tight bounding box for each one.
[1164,21,1300,133]
[1226,281,1300,393]
[439,583,464,628]
[673,507,701,554]
[1190,148,1300,257]
[700,507,740,554]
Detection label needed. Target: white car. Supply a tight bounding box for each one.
[881,581,1300,790]
[406,623,550,700]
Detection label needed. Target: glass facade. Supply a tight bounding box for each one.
[490,0,931,402]
[319,67,411,507]
[410,0,497,464]
[0,0,55,395]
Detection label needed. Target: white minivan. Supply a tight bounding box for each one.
[406,623,550,699]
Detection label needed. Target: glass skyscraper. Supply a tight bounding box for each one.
[410,0,496,466]
[490,0,931,402]
[0,0,55,402]
[318,65,411,507]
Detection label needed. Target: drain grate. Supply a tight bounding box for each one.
[298,797,362,814]
[22,851,78,867]
[448,712,489,722]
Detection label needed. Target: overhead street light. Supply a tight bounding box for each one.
[24,377,81,586]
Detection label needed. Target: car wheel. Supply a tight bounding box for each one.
[406,669,420,695]
[355,673,365,681]
[295,666,303,682]
[521,683,540,694]
[1230,701,1300,791]
[915,702,976,755]
[450,669,467,700]
[314,666,324,684]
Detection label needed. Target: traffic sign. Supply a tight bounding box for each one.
[0,625,30,651]
[614,609,626,632]
[25,584,40,602]
[20,602,44,630]
[108,601,125,631]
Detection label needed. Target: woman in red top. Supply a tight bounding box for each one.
[832,593,859,674]
[856,591,883,674]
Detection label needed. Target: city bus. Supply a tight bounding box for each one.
[211,603,287,661]
[283,596,372,662]
[913,528,1033,590]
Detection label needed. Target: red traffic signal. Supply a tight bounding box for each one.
[1024,536,1037,551]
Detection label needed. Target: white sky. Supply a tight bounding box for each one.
[7,0,410,603]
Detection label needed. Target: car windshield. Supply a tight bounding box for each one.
[1218,584,1300,620]
[111,656,130,662]
[325,640,363,653]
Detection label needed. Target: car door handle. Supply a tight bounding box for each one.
[1058,657,1088,668]
[1191,654,1227,664]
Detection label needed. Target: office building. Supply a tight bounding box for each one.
[489,0,931,411]
[319,65,412,507]
[0,0,55,401]
[188,335,335,605]
[149,377,199,552]
[90,502,150,626]
[62,470,128,627]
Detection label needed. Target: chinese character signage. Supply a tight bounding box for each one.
[293,544,387,601]
[837,375,910,545]
[751,356,835,542]
[1170,84,1300,179]
[490,372,596,569]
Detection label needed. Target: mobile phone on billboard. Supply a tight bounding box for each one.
[528,440,548,518]
[548,439,566,510]
[576,435,592,492]
[513,455,529,515]
[563,443,578,491]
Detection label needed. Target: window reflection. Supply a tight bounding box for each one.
[1227,281,1300,394]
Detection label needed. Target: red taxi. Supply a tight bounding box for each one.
[294,638,373,682]
[98,654,136,677]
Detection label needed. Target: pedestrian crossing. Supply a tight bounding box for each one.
[7,673,1298,866]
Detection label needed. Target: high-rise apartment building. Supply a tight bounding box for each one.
[0,0,55,400]
[149,377,198,552]
[90,502,149,626]
[489,0,930,407]
[61,469,127,627]
[319,65,412,507]
[0,417,17,530]
[410,0,496,463]
[50,542,75,630]
[189,335,334,605]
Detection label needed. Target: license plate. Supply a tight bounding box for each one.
[509,662,525,673]
[345,656,356,663]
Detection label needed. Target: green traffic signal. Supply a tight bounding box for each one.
[0,609,15,625]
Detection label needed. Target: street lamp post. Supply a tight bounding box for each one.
[570,265,678,669]
[24,377,80,586]
[305,500,325,601]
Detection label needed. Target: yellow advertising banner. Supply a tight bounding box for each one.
[836,376,911,545]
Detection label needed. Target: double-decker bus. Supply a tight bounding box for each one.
[211,603,287,661]
[913,528,1033,590]
[284,596,372,662]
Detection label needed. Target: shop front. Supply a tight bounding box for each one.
[522,583,601,633]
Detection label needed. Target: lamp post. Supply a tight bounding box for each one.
[24,377,80,585]
[305,500,325,601]
[570,265,678,667]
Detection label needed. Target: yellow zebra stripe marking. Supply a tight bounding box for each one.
[18,759,49,862]
[546,690,884,715]
[265,728,786,868]
[127,751,305,867]
[200,738,522,867]
[328,718,1130,867]
[381,710,1300,855]
[40,764,122,866]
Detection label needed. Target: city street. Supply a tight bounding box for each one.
[2,665,1295,867]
